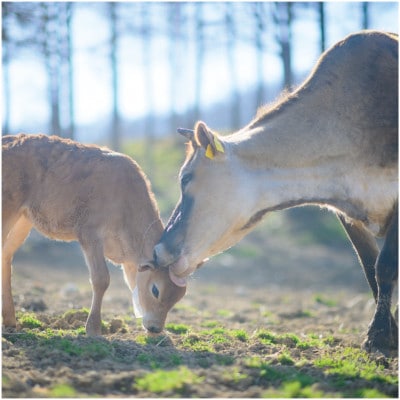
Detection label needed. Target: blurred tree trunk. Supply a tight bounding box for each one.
[2,4,11,135]
[41,3,62,136]
[57,2,75,139]
[65,2,75,140]
[273,2,293,90]
[2,46,11,134]
[318,2,326,53]
[109,2,121,150]
[253,3,266,108]
[141,3,155,174]
[226,3,240,130]
[361,2,369,29]
[168,3,181,134]
[194,3,204,122]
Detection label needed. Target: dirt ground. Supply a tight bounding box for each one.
[2,233,398,398]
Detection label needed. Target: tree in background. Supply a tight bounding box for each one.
[2,2,74,138]
[2,2,12,134]
[253,3,268,109]
[109,2,121,151]
[273,2,293,90]
[318,2,326,53]
[362,2,369,29]
[225,3,241,130]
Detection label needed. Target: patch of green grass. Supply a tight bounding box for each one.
[245,357,321,397]
[200,320,220,328]
[215,354,235,366]
[74,326,86,335]
[62,308,89,319]
[278,350,295,365]
[289,309,315,318]
[232,329,249,342]
[46,337,114,360]
[135,334,169,346]
[280,333,301,346]
[255,329,335,350]
[165,323,190,334]
[262,381,325,398]
[196,327,250,346]
[355,388,390,398]
[134,366,203,394]
[200,327,230,344]
[7,326,115,361]
[222,367,248,384]
[314,294,337,307]
[245,356,286,381]
[169,354,183,367]
[19,313,42,329]
[50,383,77,398]
[216,309,233,318]
[314,347,398,386]
[182,335,213,352]
[3,331,38,344]
[255,363,286,382]
[256,329,279,345]
[136,352,182,369]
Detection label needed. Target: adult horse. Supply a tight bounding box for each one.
[154,31,398,355]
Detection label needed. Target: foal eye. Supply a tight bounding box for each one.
[151,284,159,299]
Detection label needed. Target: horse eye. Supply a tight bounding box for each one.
[181,173,192,189]
[152,284,159,299]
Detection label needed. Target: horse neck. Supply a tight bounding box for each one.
[227,96,364,221]
[231,88,346,169]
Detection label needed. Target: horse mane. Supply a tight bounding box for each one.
[249,87,298,129]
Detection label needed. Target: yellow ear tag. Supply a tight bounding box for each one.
[205,144,214,159]
[213,136,225,153]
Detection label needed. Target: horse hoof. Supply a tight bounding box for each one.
[362,335,395,357]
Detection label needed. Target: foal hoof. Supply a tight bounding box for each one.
[2,317,17,328]
[85,323,103,337]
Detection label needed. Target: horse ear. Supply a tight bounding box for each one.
[194,121,212,148]
[194,121,225,160]
[177,128,194,141]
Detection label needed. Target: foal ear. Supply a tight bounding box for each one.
[194,121,225,160]
[138,261,156,272]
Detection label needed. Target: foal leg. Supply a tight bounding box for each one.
[2,215,33,327]
[364,205,398,355]
[80,237,110,336]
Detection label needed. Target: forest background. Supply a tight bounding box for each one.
[2,1,399,277]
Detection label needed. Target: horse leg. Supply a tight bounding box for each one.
[363,205,398,355]
[338,213,398,352]
[338,215,380,298]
